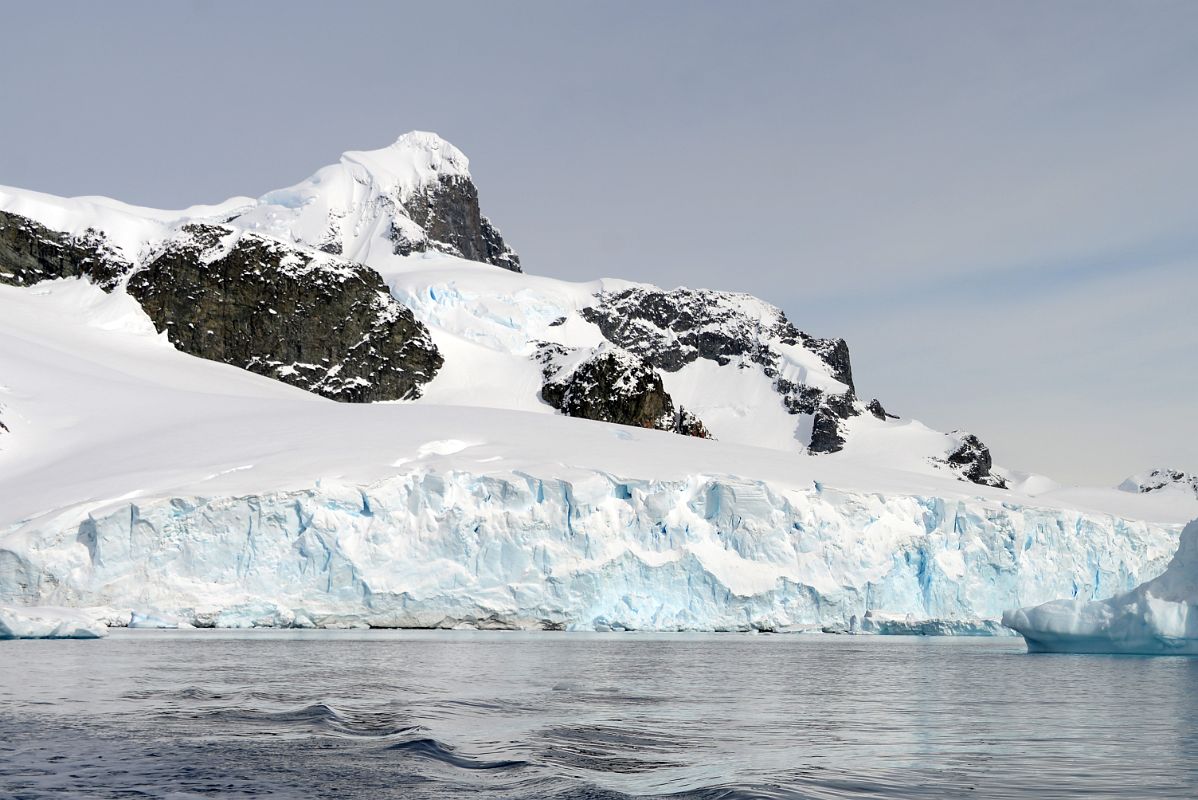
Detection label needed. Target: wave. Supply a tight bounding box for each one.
[386,737,528,770]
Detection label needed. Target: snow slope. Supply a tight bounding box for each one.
[1004,519,1198,654]
[1,279,1192,631]
[1,132,978,472]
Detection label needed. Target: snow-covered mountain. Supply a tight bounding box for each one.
[0,132,1004,483]
[0,132,1193,631]
[1119,468,1198,500]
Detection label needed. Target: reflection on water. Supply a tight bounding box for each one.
[1,630,1196,798]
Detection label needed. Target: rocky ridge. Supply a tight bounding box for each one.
[128,225,443,401]
[0,210,130,291]
[580,286,864,454]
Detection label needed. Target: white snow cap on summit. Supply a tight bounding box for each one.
[256,130,469,209]
[340,131,472,189]
[233,131,474,263]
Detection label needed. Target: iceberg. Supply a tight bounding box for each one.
[1003,519,1198,654]
[0,606,107,640]
[129,610,192,629]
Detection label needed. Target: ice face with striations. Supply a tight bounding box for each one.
[3,471,1184,633]
[1004,519,1198,654]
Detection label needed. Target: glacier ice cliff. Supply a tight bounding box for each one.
[0,471,1180,632]
[1004,518,1198,654]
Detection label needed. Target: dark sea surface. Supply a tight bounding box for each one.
[1,630,1196,799]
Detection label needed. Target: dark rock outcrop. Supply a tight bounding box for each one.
[538,345,709,437]
[581,287,854,389]
[866,398,897,420]
[396,175,520,272]
[945,433,1006,489]
[127,225,442,402]
[582,287,863,451]
[672,407,710,439]
[0,210,130,291]
[809,392,858,454]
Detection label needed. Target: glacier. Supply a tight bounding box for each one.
[1,132,1195,635]
[1004,518,1198,654]
[2,471,1182,632]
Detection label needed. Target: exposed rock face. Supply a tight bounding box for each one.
[946,433,1006,489]
[671,407,710,439]
[809,392,858,454]
[539,345,709,436]
[582,287,846,382]
[396,175,520,272]
[582,286,863,450]
[0,210,130,291]
[127,225,442,402]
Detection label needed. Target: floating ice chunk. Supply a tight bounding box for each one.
[859,610,1010,636]
[1004,518,1198,654]
[0,606,107,640]
[129,610,190,629]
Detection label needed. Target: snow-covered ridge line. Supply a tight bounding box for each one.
[2,132,996,475]
[3,470,1179,632]
[0,130,518,273]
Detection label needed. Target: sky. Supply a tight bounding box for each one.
[2,1,1195,485]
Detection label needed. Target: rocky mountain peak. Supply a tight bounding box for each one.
[238,131,519,272]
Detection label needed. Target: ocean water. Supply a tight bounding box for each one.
[1,630,1196,799]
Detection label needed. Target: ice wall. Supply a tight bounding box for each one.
[0,470,1180,632]
[1004,519,1198,654]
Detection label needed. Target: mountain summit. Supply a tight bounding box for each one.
[235,131,519,271]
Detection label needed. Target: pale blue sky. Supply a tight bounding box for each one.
[4,1,1195,484]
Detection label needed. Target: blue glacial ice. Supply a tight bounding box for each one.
[0,471,1184,633]
[1004,518,1198,654]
